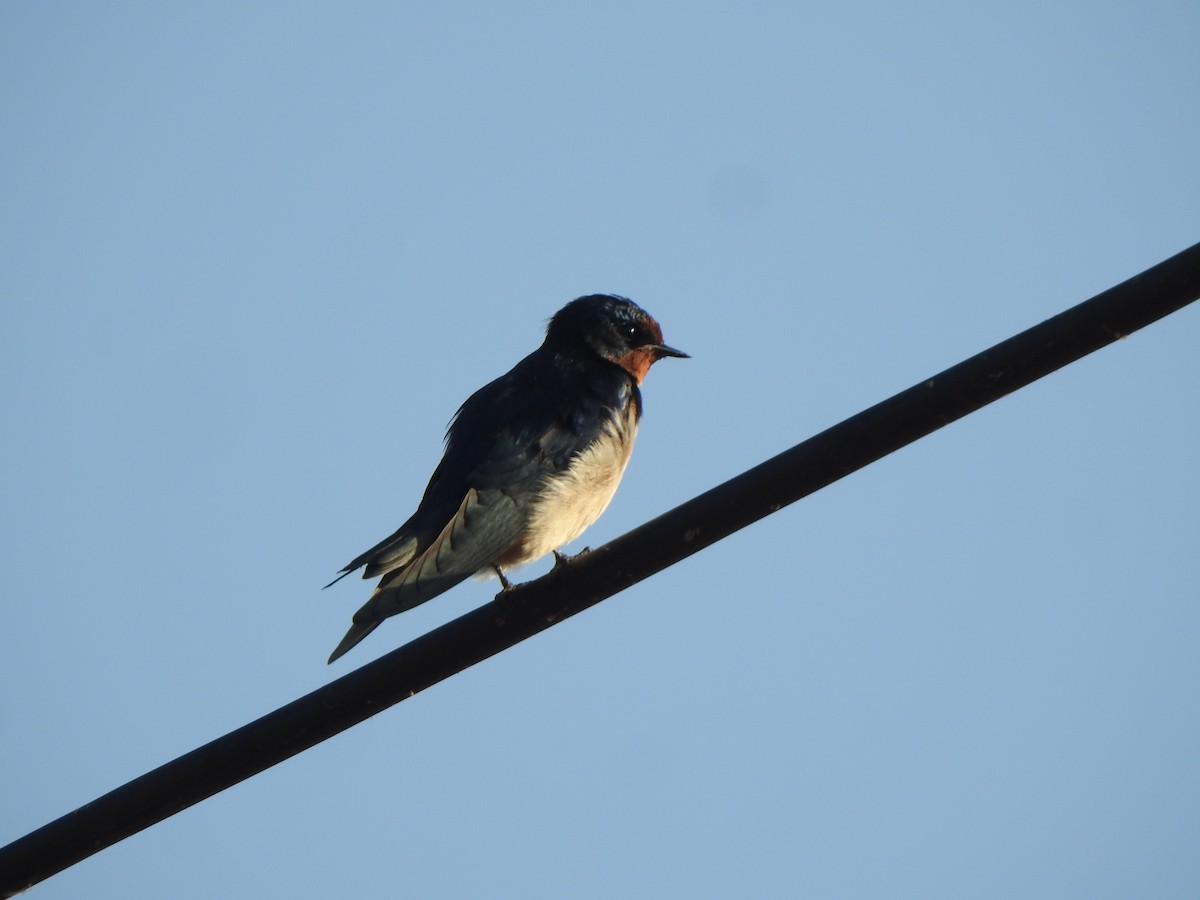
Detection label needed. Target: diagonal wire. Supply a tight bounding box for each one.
[2,241,1198,896]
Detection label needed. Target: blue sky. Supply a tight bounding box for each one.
[3,3,1198,898]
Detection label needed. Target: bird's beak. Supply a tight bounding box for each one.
[651,344,690,360]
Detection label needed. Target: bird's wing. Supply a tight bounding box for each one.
[337,410,606,619]
[361,485,523,620]
[327,486,527,664]
[324,525,421,587]
[325,410,582,589]
[443,355,633,490]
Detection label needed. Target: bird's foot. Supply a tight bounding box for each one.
[552,547,590,569]
[490,565,523,621]
[492,564,516,592]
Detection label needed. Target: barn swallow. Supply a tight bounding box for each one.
[326,294,687,663]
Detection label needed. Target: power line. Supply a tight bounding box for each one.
[2,241,1198,896]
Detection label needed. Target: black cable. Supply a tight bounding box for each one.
[2,241,1197,896]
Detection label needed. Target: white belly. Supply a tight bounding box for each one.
[511,405,638,565]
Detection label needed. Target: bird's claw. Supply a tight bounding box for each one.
[552,547,591,569]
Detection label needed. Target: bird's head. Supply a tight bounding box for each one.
[545,294,688,383]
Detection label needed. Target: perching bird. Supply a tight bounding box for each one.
[326,294,687,663]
